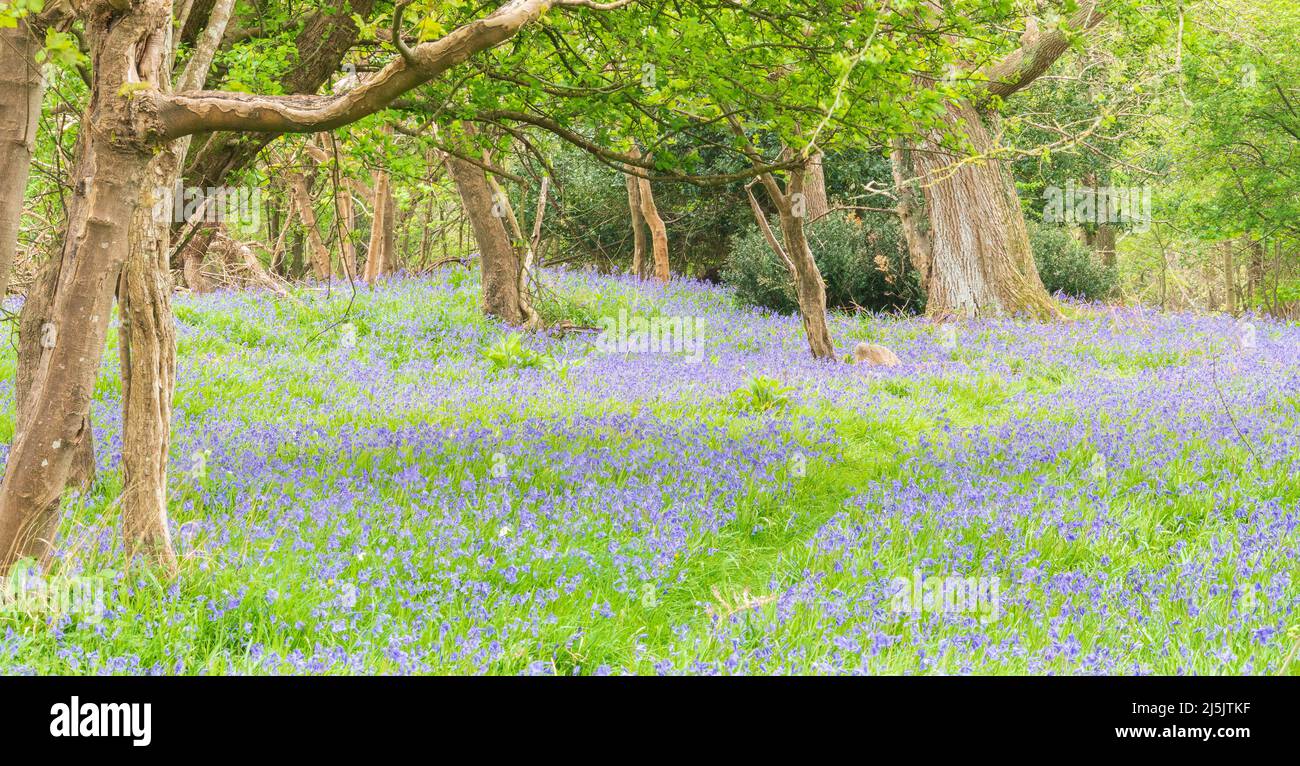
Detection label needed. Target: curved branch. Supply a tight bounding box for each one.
[392,0,418,68]
[474,109,800,185]
[156,0,570,139]
[979,3,1106,101]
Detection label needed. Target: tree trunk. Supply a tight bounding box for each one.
[803,152,830,221]
[443,151,532,326]
[774,167,835,360]
[180,225,218,292]
[118,167,179,576]
[1205,257,1218,311]
[1223,242,1236,315]
[0,18,46,298]
[382,182,397,274]
[624,171,648,278]
[289,172,332,281]
[890,143,933,281]
[894,100,1058,319]
[1093,223,1116,268]
[0,0,169,571]
[363,169,390,284]
[337,181,357,279]
[1248,237,1265,307]
[484,170,542,328]
[14,257,97,501]
[746,165,836,360]
[628,148,669,282]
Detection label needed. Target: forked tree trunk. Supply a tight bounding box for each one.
[628,149,669,282]
[485,171,542,329]
[111,0,232,574]
[893,99,1057,319]
[443,151,533,326]
[745,166,836,360]
[624,171,648,278]
[0,0,171,571]
[0,18,47,298]
[637,175,670,283]
[773,169,834,360]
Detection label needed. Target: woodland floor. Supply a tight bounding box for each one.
[1,268,1298,674]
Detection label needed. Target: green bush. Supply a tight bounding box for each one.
[722,210,922,315]
[1028,221,1119,301]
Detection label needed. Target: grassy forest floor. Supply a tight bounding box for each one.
[1,269,1298,674]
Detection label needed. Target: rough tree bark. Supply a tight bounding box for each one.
[894,100,1057,319]
[890,7,1104,319]
[803,152,830,221]
[0,0,170,570]
[114,0,234,574]
[118,183,179,575]
[0,15,49,298]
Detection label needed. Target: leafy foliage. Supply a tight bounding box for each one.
[1029,220,1119,301]
[732,375,796,414]
[480,332,547,373]
[724,210,922,315]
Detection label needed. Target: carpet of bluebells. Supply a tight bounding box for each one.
[1,267,1298,675]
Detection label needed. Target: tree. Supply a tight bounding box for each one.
[0,4,67,299]
[1167,0,1300,313]
[0,0,622,572]
[454,0,978,356]
[892,2,1111,319]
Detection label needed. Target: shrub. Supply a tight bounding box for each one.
[1028,221,1119,301]
[722,210,922,315]
[732,375,796,413]
[480,333,547,372]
